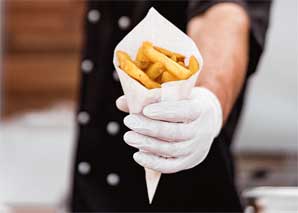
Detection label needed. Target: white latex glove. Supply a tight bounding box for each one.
[116,87,223,174]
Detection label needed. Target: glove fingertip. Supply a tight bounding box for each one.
[133,152,142,163]
[123,131,130,142]
[116,95,129,113]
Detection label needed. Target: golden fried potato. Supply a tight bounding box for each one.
[146,62,164,80]
[118,50,132,60]
[154,46,185,61]
[116,51,161,89]
[178,61,187,68]
[116,42,200,88]
[135,46,151,69]
[134,60,151,70]
[170,55,177,62]
[188,55,200,74]
[160,71,178,83]
[142,42,191,80]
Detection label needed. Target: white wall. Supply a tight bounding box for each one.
[234,0,298,153]
[0,105,75,205]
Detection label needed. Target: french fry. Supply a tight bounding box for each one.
[160,71,178,83]
[135,46,151,69]
[116,41,200,89]
[119,50,132,60]
[117,51,161,89]
[188,55,200,74]
[154,46,185,61]
[170,55,177,62]
[155,74,162,84]
[178,61,187,68]
[142,42,192,80]
[146,62,164,80]
[134,60,151,70]
[177,57,185,63]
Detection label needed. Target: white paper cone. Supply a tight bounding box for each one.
[113,8,203,204]
[145,168,161,204]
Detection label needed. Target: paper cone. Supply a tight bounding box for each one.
[113,8,203,204]
[145,168,161,204]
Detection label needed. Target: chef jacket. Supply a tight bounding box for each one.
[70,1,271,212]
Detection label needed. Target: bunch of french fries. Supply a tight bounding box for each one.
[116,41,200,89]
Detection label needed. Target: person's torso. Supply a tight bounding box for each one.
[71,2,243,212]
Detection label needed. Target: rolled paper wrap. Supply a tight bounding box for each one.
[113,8,203,204]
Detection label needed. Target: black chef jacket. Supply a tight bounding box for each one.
[71,1,271,212]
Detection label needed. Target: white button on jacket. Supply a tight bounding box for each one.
[106,121,120,135]
[78,162,91,175]
[77,111,90,125]
[88,10,101,23]
[81,59,94,73]
[106,173,120,186]
[112,70,119,81]
[118,16,130,30]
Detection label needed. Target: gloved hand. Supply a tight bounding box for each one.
[116,87,223,173]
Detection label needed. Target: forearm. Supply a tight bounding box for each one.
[187,3,250,124]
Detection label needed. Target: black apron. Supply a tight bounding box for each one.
[71,1,271,212]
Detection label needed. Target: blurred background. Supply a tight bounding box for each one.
[0,0,297,212]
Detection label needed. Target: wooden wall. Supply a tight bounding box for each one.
[2,0,85,117]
